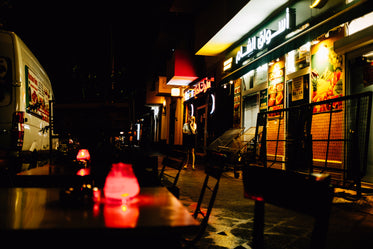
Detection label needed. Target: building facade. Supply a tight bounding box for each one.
[196,0,373,184]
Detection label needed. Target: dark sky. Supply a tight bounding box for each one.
[1,0,175,102]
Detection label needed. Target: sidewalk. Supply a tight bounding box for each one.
[160,154,373,249]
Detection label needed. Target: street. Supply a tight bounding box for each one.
[163,155,373,249]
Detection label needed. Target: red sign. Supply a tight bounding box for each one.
[193,77,214,95]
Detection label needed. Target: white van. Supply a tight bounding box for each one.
[0,30,54,172]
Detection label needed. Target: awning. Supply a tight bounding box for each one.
[220,0,373,84]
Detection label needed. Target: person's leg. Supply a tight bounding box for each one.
[184,148,190,168]
[191,148,195,170]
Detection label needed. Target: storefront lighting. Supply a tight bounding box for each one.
[171,88,181,97]
[286,23,310,39]
[196,0,289,56]
[210,94,216,115]
[317,45,330,63]
[190,104,194,117]
[223,57,233,71]
[348,12,373,36]
[310,0,328,9]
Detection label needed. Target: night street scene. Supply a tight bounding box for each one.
[1,0,373,248]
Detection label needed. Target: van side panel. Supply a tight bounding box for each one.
[0,32,16,154]
[1,31,54,170]
[15,35,53,152]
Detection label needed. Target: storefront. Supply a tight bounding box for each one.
[184,77,216,154]
[218,0,373,183]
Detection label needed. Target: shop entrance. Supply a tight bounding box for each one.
[169,99,177,145]
[196,104,208,154]
[243,95,259,130]
[347,44,373,183]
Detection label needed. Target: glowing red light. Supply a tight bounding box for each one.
[104,162,140,203]
[245,192,264,202]
[104,203,139,228]
[76,168,90,176]
[76,149,91,161]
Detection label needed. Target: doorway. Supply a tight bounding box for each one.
[196,104,208,154]
[243,94,259,130]
[347,44,373,183]
[169,99,177,145]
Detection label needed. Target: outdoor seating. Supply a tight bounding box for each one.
[243,165,334,249]
[159,149,186,198]
[183,162,223,246]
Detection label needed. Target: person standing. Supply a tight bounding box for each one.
[183,116,197,170]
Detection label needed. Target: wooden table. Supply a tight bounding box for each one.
[0,187,198,247]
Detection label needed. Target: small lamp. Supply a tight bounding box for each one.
[76,149,91,161]
[103,162,140,203]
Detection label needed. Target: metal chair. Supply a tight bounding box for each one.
[243,165,334,249]
[183,162,223,246]
[159,151,185,198]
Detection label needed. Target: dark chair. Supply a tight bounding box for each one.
[159,152,185,198]
[243,166,334,249]
[183,162,223,246]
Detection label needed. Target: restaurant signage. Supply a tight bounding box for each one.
[236,8,294,65]
[193,77,214,96]
[184,77,214,101]
[184,89,194,101]
[268,58,285,117]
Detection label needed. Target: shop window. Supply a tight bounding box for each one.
[243,95,259,129]
[242,64,268,91]
[285,42,310,75]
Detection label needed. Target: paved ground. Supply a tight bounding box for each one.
[160,155,373,249]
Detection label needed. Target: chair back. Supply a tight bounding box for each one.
[188,162,223,244]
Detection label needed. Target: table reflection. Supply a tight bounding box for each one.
[0,187,198,231]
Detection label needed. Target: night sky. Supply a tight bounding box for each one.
[1,0,174,103]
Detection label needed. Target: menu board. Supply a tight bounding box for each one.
[268,57,285,117]
[259,89,268,112]
[292,76,304,101]
[233,79,241,128]
[26,66,51,122]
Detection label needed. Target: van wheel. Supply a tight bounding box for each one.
[30,150,38,169]
[9,154,22,175]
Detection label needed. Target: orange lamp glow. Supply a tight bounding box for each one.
[76,149,91,161]
[104,203,139,228]
[76,168,91,176]
[103,162,140,203]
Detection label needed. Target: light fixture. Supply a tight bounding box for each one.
[310,0,328,9]
[104,162,140,204]
[171,88,181,97]
[76,149,91,161]
[196,0,288,56]
[210,94,216,115]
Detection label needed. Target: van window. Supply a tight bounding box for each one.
[0,57,12,106]
[0,33,14,106]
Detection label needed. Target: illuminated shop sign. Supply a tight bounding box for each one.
[223,57,233,71]
[193,77,214,96]
[184,89,194,101]
[235,8,295,64]
[185,77,215,101]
